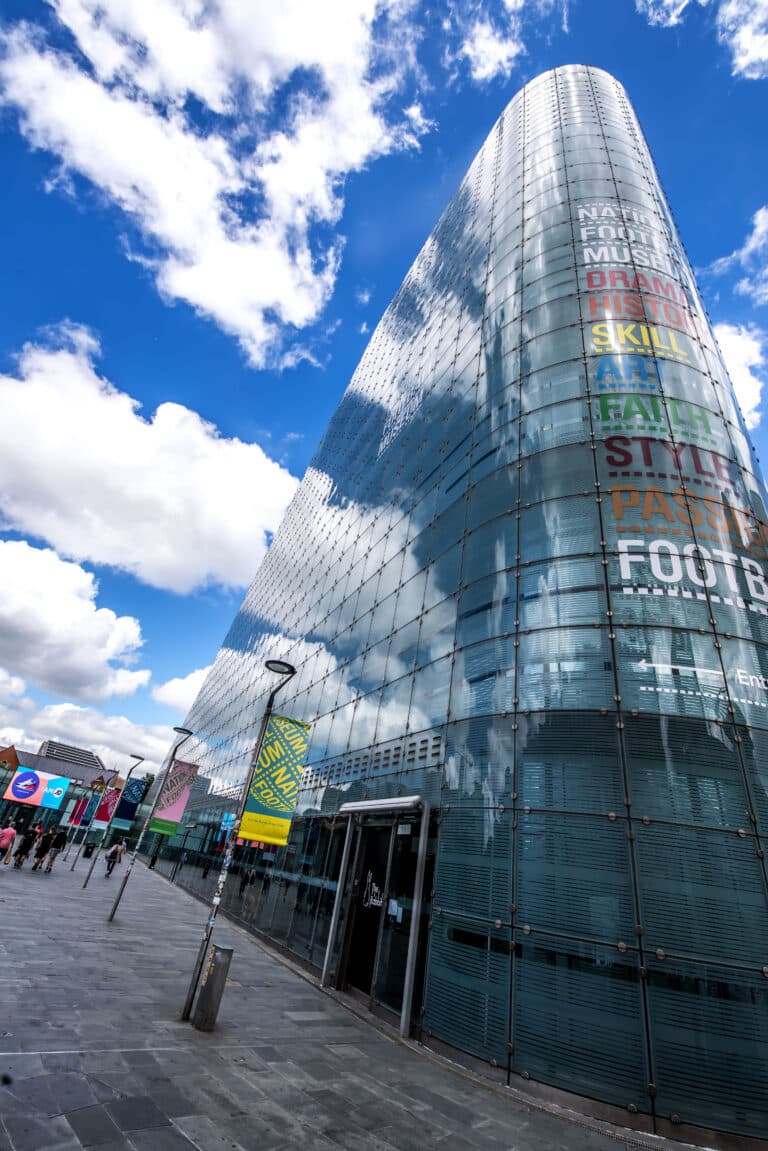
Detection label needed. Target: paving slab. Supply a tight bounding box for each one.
[0,857,691,1151]
[64,1105,122,1147]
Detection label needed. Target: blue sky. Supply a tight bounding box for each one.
[0,0,766,772]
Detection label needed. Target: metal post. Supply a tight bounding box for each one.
[108,728,192,923]
[62,786,88,860]
[400,801,430,1038]
[60,827,78,861]
[70,771,119,871]
[68,804,97,871]
[64,780,101,862]
[181,661,295,1020]
[170,823,196,882]
[320,816,355,988]
[82,756,144,889]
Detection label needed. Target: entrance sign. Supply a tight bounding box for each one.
[240,715,310,845]
[3,769,69,810]
[149,760,198,836]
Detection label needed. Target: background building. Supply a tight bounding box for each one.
[164,66,767,1144]
[0,742,112,830]
[37,739,106,776]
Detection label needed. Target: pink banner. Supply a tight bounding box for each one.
[149,760,198,836]
[94,787,121,823]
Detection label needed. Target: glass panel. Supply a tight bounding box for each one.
[176,65,768,1140]
[423,911,511,1066]
[646,958,768,1138]
[512,937,648,1110]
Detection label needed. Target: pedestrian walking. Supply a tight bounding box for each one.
[32,828,54,870]
[45,828,68,872]
[0,822,17,865]
[104,840,124,876]
[13,826,38,868]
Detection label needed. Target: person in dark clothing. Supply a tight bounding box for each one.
[32,830,54,870]
[13,827,38,868]
[104,840,124,876]
[45,828,68,872]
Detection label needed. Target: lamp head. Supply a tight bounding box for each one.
[173,727,193,737]
[265,659,296,677]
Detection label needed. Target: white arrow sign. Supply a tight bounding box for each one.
[637,659,724,678]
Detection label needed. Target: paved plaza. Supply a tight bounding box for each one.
[0,855,687,1151]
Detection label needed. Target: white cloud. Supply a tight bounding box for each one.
[0,540,149,701]
[635,0,702,25]
[636,0,768,77]
[0,325,299,593]
[717,0,768,77]
[152,665,212,712]
[0,3,432,366]
[460,18,525,82]
[0,669,31,707]
[0,5,585,365]
[0,676,174,773]
[709,204,768,304]
[714,321,767,427]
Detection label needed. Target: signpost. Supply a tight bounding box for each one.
[70,780,119,871]
[149,760,199,837]
[238,714,310,846]
[108,728,193,922]
[111,776,150,831]
[82,755,144,889]
[181,660,300,1021]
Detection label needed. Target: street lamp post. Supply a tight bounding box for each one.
[108,727,193,923]
[170,822,198,882]
[82,754,144,889]
[69,770,120,871]
[62,780,91,861]
[181,660,295,1020]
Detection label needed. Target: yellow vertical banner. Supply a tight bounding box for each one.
[240,714,310,845]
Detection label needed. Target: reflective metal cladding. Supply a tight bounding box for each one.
[181,66,768,1141]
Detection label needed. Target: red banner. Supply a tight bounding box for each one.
[68,797,89,825]
[94,787,121,823]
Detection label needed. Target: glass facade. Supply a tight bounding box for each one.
[170,66,768,1142]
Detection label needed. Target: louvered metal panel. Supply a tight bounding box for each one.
[512,936,648,1110]
[423,911,511,1066]
[646,957,768,1138]
[516,812,635,941]
[635,824,768,965]
[516,711,624,812]
[433,805,513,923]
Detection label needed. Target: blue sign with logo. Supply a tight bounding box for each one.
[40,776,69,810]
[11,771,39,800]
[4,769,69,809]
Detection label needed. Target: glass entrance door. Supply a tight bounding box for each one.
[345,824,391,995]
[339,813,434,1027]
[371,819,421,1014]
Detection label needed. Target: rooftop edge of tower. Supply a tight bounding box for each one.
[499,63,626,118]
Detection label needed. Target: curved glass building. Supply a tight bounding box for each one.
[171,66,768,1144]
